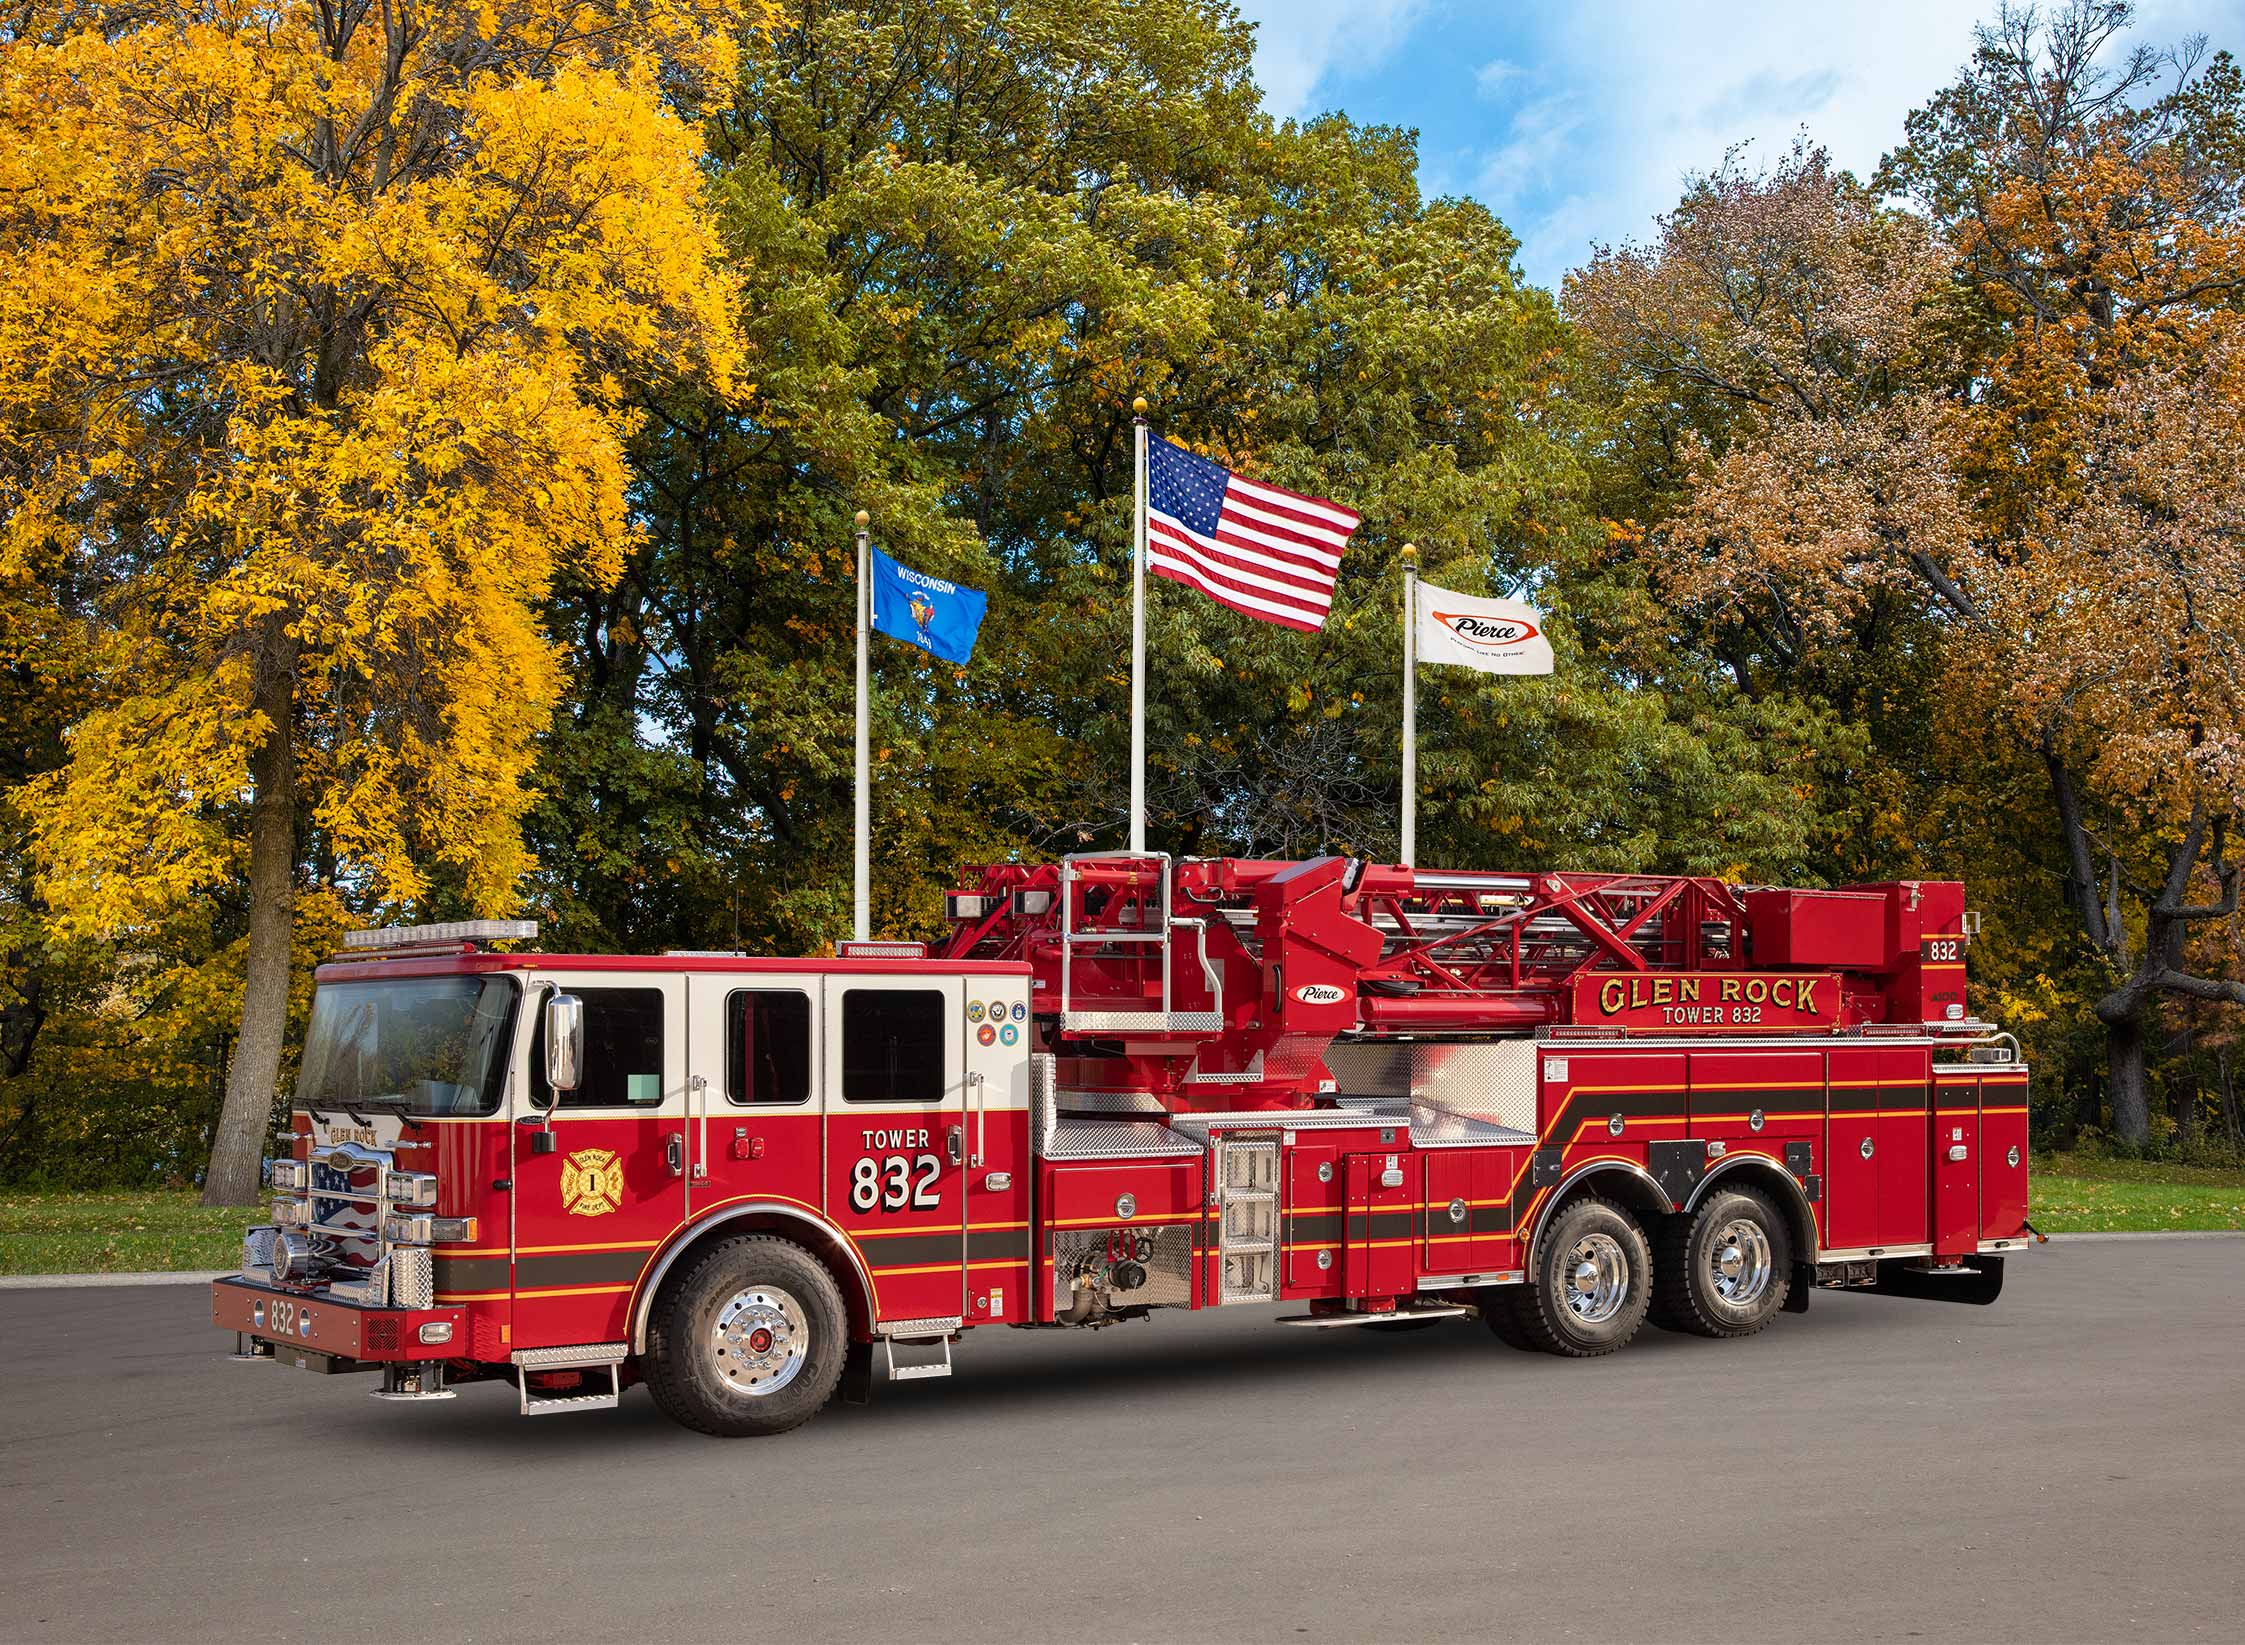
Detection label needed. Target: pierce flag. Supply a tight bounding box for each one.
[1413,580,1553,675]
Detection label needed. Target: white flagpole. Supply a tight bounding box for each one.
[1401,543,1418,868]
[854,509,871,941]
[1130,396,1149,855]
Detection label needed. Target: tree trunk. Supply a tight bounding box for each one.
[200,634,298,1207]
[2219,1050,2241,1149]
[2104,1010,2150,1146]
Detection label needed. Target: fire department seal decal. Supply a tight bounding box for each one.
[561,1148,624,1218]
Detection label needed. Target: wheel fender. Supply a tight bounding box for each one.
[1525,1161,1671,1274]
[631,1203,874,1355]
[1682,1156,1821,1267]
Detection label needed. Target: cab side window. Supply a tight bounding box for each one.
[840,989,946,1103]
[726,989,811,1105]
[531,987,666,1109]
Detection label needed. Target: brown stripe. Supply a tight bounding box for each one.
[432,1256,509,1294]
[1290,1211,1344,1244]
[516,1249,648,1289]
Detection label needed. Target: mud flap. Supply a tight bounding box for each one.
[1784,1262,1813,1313]
[842,1338,874,1406]
[1868,1254,2004,1306]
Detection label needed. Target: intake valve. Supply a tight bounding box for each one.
[1111,1261,1148,1292]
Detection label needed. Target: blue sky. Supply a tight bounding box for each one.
[1234,0,2245,293]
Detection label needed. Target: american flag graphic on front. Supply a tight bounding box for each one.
[1145,435,1360,632]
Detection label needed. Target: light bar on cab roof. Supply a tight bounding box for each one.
[342,919,538,951]
[838,940,927,959]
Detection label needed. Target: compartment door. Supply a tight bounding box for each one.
[1285,1144,1343,1296]
[1876,1047,1931,1246]
[1343,1150,1418,1303]
[1979,1068,2031,1241]
[1822,1047,1880,1252]
[1932,1070,1981,1259]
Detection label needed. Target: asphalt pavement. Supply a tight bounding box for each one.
[3,1237,2241,1644]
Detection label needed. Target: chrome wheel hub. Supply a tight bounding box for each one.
[713,1286,808,1396]
[1563,1232,1629,1325]
[1708,1218,1773,1306]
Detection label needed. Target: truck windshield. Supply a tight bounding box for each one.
[295,976,519,1117]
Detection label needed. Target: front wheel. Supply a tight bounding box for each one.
[1515,1198,1652,1357]
[645,1235,848,1436]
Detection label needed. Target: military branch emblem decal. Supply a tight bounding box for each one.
[560,1148,624,1217]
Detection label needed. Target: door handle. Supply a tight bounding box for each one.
[946,1125,964,1166]
[968,1071,986,1168]
[666,1133,685,1177]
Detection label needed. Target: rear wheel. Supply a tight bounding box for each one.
[1515,1197,1652,1357]
[645,1235,848,1436]
[1650,1186,1791,1339]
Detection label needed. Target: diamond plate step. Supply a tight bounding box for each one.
[511,1341,629,1370]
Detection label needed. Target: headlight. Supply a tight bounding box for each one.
[417,1322,454,1345]
[384,1172,437,1208]
[268,1159,306,1192]
[270,1199,306,1228]
[383,1213,476,1245]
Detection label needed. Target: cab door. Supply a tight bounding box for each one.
[510,975,690,1345]
[683,970,824,1229]
[823,973,968,1326]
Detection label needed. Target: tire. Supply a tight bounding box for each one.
[1650,1185,1792,1339]
[644,1235,849,1437]
[1478,1285,1538,1351]
[1515,1197,1652,1357]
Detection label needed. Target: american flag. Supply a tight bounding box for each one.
[1146,435,1359,632]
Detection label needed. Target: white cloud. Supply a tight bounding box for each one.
[1472,91,1583,200]
[1479,1,1991,287]
[1473,57,1523,98]
[1234,0,1428,120]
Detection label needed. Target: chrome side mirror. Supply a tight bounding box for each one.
[544,993,584,1094]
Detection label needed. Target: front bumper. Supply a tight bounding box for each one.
[212,1276,464,1362]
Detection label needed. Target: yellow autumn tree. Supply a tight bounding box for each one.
[0,1,742,1201]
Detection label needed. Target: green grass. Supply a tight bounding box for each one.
[2,1156,2241,1276]
[0,1190,249,1276]
[2028,1153,2245,1233]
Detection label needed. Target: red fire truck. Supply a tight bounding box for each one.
[213,852,2033,1435]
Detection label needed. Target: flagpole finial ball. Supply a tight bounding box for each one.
[1401,542,1417,560]
[1133,396,1148,416]
[854,510,869,529]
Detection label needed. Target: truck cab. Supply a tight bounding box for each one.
[216,922,1035,1430]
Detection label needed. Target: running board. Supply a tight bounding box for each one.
[1275,1304,1474,1329]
